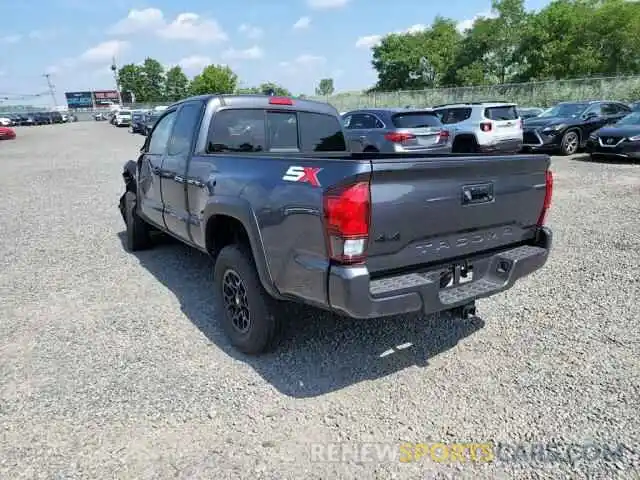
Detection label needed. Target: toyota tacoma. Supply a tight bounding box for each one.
[118,94,553,354]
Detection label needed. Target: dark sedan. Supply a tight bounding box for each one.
[142,112,161,136]
[129,111,147,134]
[522,101,631,155]
[585,111,640,161]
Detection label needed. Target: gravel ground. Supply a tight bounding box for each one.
[0,122,639,479]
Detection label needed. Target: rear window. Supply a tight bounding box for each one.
[484,106,518,120]
[391,111,441,128]
[207,109,346,153]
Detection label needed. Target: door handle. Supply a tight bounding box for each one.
[151,166,161,175]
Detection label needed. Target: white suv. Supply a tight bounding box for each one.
[432,102,523,153]
[114,110,132,127]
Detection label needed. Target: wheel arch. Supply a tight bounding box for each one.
[202,201,281,300]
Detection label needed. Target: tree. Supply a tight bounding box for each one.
[315,78,335,96]
[140,57,166,102]
[237,82,291,96]
[164,66,189,102]
[118,64,144,102]
[371,17,462,91]
[190,64,238,95]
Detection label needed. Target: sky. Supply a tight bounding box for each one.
[0,0,552,105]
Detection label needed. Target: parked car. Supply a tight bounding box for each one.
[94,112,106,121]
[518,107,544,119]
[432,102,523,153]
[522,100,632,155]
[341,108,452,153]
[629,102,640,112]
[585,111,640,161]
[0,116,13,126]
[118,94,553,354]
[22,114,38,126]
[113,110,132,127]
[0,126,16,140]
[129,111,148,134]
[142,111,161,136]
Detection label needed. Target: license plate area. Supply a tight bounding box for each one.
[440,262,474,289]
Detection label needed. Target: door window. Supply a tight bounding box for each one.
[168,102,203,156]
[147,111,177,155]
[348,113,379,129]
[601,103,619,116]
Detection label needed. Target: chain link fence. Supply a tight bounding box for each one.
[309,75,640,111]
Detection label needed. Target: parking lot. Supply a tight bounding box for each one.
[1,122,639,478]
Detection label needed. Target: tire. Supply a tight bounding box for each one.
[213,245,278,355]
[452,137,478,154]
[123,191,151,251]
[560,130,579,156]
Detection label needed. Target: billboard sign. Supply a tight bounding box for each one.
[64,91,93,108]
[92,90,120,106]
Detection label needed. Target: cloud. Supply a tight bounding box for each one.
[108,9,228,44]
[355,34,381,48]
[108,8,165,35]
[307,0,349,8]
[293,16,311,30]
[456,11,497,32]
[159,13,228,43]
[178,55,213,72]
[222,46,264,60]
[355,23,433,49]
[238,23,263,39]
[279,54,326,74]
[0,34,22,44]
[79,40,129,63]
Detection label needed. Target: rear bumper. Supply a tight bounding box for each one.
[478,138,523,154]
[328,227,552,319]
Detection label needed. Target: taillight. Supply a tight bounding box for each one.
[323,182,370,264]
[438,130,450,142]
[537,170,553,226]
[385,132,415,143]
[480,121,492,132]
[517,119,522,129]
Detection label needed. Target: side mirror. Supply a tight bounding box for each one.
[584,112,598,119]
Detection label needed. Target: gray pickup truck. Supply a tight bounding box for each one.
[119,94,553,354]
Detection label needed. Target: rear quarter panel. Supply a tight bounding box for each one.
[187,153,370,306]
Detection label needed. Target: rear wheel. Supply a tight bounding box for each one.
[452,137,478,154]
[123,191,152,251]
[560,130,579,156]
[213,245,278,355]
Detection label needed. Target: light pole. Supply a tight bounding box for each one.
[110,57,123,105]
[43,73,58,107]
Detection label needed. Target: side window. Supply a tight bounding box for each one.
[342,115,352,128]
[299,112,347,152]
[207,109,265,153]
[267,111,299,151]
[586,104,602,117]
[168,102,203,156]
[601,103,618,116]
[374,117,384,128]
[147,111,177,155]
[349,113,369,129]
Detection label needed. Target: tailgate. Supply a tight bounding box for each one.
[366,154,550,274]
